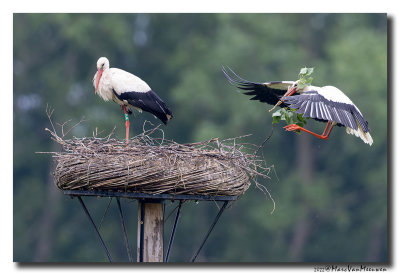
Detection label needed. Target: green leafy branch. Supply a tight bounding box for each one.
[271,67,314,131]
[297,67,314,89]
[272,108,309,129]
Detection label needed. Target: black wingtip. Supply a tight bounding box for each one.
[221,66,234,84]
[222,66,263,90]
[163,112,173,125]
[157,104,173,125]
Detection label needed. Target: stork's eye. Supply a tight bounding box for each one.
[101,63,104,68]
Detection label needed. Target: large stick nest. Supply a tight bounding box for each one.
[45,121,272,198]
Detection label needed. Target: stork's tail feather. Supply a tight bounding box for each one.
[346,126,373,146]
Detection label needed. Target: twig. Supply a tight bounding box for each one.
[255,124,274,155]
[63,116,86,138]
[46,104,56,135]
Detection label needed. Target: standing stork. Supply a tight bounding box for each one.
[93,57,173,143]
[222,67,373,145]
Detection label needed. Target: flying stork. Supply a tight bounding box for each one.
[222,67,373,145]
[93,57,173,143]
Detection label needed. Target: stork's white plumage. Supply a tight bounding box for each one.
[94,57,173,123]
[223,67,373,145]
[93,57,173,142]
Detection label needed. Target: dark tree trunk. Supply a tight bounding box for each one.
[289,133,314,261]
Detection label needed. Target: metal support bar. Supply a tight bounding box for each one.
[139,201,145,262]
[65,190,236,262]
[77,196,113,262]
[165,200,183,262]
[116,198,133,262]
[64,189,237,202]
[98,197,113,230]
[190,201,229,262]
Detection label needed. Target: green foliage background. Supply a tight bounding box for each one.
[13,13,387,262]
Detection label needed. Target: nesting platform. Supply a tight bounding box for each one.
[48,127,268,197]
[45,125,271,262]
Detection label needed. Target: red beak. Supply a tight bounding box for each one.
[277,86,297,106]
[282,86,297,99]
[95,68,103,94]
[269,85,297,112]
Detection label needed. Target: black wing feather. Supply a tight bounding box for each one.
[315,102,322,119]
[283,91,370,132]
[303,101,312,118]
[352,108,370,132]
[113,89,173,125]
[290,100,304,109]
[222,66,296,107]
[295,101,308,115]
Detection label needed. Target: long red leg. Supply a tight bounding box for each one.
[283,121,335,140]
[122,106,130,144]
[324,123,334,138]
[322,121,332,136]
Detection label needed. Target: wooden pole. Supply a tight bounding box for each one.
[137,201,163,262]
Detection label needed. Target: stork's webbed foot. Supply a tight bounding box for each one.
[283,124,302,132]
[283,123,332,140]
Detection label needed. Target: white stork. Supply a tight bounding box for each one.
[222,67,373,145]
[93,57,173,142]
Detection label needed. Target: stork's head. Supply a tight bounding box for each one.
[288,80,311,93]
[97,57,109,70]
[95,57,110,94]
[291,81,300,92]
[282,81,300,98]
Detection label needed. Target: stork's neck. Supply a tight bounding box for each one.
[301,85,318,92]
[96,68,113,101]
